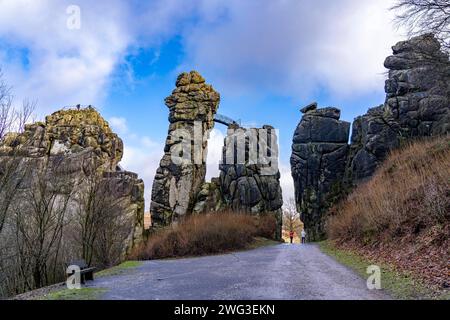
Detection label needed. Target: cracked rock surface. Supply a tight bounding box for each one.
[291,34,450,240]
[291,104,350,241]
[150,71,220,227]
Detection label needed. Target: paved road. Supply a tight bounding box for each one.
[90,244,389,300]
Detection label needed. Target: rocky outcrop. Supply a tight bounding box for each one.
[219,125,282,211]
[150,71,283,239]
[291,103,350,241]
[348,34,450,182]
[193,178,223,214]
[0,107,145,254]
[384,34,450,137]
[150,71,220,227]
[345,105,400,182]
[218,124,283,239]
[291,34,450,240]
[192,124,283,239]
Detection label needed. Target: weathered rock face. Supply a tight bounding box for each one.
[345,105,400,182]
[219,126,282,211]
[1,107,123,169]
[0,107,145,254]
[192,125,283,239]
[217,125,283,239]
[291,34,450,240]
[291,103,350,241]
[193,178,223,214]
[150,71,220,227]
[384,34,450,136]
[348,34,450,182]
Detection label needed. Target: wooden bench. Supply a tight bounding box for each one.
[66,260,96,284]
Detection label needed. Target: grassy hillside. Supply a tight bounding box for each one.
[326,137,449,292]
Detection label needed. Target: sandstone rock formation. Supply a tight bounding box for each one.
[191,124,284,239]
[150,71,283,239]
[384,33,450,137]
[219,125,282,211]
[291,34,450,240]
[345,105,400,182]
[150,71,220,227]
[0,107,145,254]
[218,125,283,239]
[291,103,350,241]
[348,34,450,182]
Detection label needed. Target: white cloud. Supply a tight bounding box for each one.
[0,0,407,211]
[120,137,164,211]
[0,1,133,115]
[180,0,404,99]
[0,0,196,116]
[119,127,224,211]
[279,161,295,204]
[109,116,128,135]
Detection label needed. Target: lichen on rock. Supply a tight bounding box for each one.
[0,106,144,255]
[150,71,220,227]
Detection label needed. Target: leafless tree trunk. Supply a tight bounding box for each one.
[0,69,38,296]
[12,161,75,289]
[75,173,128,268]
[0,71,36,235]
[282,198,303,233]
[0,70,14,140]
[0,157,28,234]
[0,70,36,138]
[391,0,450,52]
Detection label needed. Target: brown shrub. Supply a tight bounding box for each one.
[255,214,278,239]
[326,137,450,243]
[132,211,278,260]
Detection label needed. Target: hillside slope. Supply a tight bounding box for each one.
[326,137,449,291]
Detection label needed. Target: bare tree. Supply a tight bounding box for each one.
[17,99,36,133]
[0,73,36,236]
[0,69,36,139]
[12,161,76,290]
[282,198,303,234]
[0,70,14,140]
[74,173,129,268]
[392,0,450,52]
[0,158,28,234]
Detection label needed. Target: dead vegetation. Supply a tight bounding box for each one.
[326,137,450,289]
[131,211,278,260]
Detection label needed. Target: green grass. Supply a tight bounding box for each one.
[319,241,448,300]
[96,260,143,278]
[43,288,107,300]
[246,237,281,250]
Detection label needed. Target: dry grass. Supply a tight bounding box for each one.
[326,136,450,289]
[131,211,278,260]
[327,137,449,241]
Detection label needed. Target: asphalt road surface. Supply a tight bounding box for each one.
[89,244,389,300]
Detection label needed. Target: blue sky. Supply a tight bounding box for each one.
[0,0,404,207]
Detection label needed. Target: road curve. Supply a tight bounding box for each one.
[90,244,390,300]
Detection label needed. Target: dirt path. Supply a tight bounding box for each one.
[84,244,389,300]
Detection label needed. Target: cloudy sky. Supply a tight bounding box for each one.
[0,0,405,208]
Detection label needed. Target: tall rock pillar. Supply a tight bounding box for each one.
[290,103,350,241]
[219,125,284,239]
[150,71,220,227]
